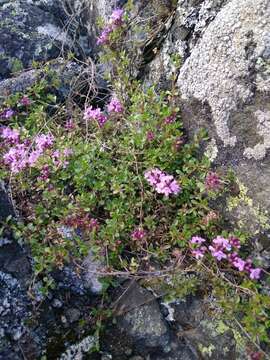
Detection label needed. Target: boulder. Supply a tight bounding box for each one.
[0,0,71,80]
[144,0,270,237]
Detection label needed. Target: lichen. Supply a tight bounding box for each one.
[178,0,270,149]
[227,180,270,233]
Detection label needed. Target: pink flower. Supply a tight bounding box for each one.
[232,256,246,271]
[249,268,261,280]
[3,144,28,173]
[107,97,123,113]
[1,127,20,144]
[20,96,31,106]
[28,149,42,166]
[84,106,108,127]
[35,134,54,151]
[97,27,112,45]
[131,228,146,241]
[209,246,227,261]
[144,168,163,186]
[205,172,221,191]
[212,236,231,251]
[65,119,75,130]
[190,236,206,245]
[191,246,207,259]
[145,168,181,196]
[110,8,124,27]
[146,131,155,142]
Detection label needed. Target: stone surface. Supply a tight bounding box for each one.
[144,0,270,236]
[0,0,70,80]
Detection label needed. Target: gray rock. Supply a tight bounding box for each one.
[82,251,104,294]
[171,295,237,360]
[115,282,170,351]
[144,0,270,238]
[0,1,71,80]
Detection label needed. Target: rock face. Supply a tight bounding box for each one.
[145,0,270,237]
[0,0,70,80]
[100,282,239,360]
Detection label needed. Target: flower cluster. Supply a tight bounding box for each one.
[64,211,99,232]
[144,168,181,196]
[189,235,262,280]
[20,96,31,107]
[2,128,72,174]
[107,97,123,113]
[97,8,124,45]
[84,97,123,127]
[164,113,176,125]
[84,106,108,127]
[2,132,55,173]
[205,172,222,191]
[0,108,15,119]
[1,127,20,144]
[131,228,146,241]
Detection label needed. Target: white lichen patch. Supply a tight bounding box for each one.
[59,336,96,360]
[205,138,218,162]
[161,301,175,322]
[37,24,69,43]
[244,110,270,160]
[178,0,270,148]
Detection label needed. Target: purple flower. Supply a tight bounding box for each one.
[110,8,124,27]
[205,172,221,191]
[232,256,246,271]
[249,268,262,280]
[3,144,28,173]
[1,127,20,144]
[28,150,42,167]
[63,148,73,157]
[212,236,231,251]
[65,119,75,130]
[229,236,241,249]
[191,246,207,259]
[190,236,206,245]
[146,131,155,142]
[107,97,123,113]
[1,108,15,119]
[35,134,54,151]
[131,228,146,241]
[209,246,227,261]
[20,96,31,106]
[164,114,176,125]
[145,168,181,196]
[84,106,108,127]
[97,26,112,45]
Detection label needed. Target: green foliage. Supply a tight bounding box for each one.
[0,2,269,354]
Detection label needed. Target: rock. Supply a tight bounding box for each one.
[101,281,202,360]
[82,251,104,294]
[171,295,237,359]
[59,335,96,360]
[0,182,14,221]
[176,0,270,235]
[143,0,270,237]
[0,1,71,80]
[65,308,81,323]
[0,59,88,105]
[115,281,170,351]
